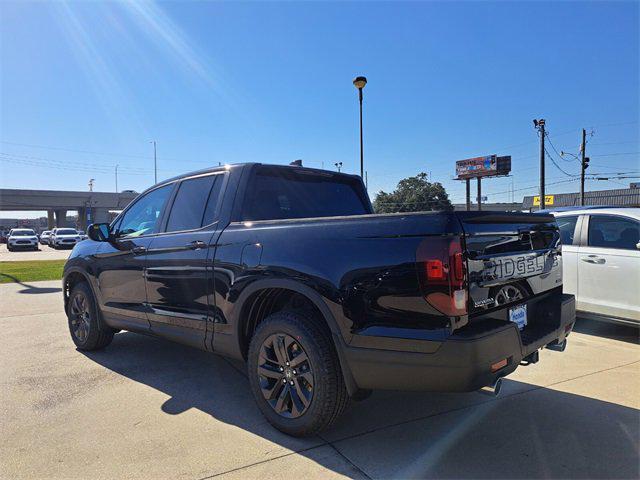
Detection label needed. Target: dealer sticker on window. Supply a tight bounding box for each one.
[509,304,527,330]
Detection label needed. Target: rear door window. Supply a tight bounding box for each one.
[166,174,221,232]
[202,174,225,226]
[588,215,640,250]
[556,215,579,245]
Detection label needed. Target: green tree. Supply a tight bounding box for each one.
[373,173,453,213]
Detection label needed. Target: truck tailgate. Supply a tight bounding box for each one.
[455,212,562,319]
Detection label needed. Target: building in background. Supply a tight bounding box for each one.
[523,184,640,211]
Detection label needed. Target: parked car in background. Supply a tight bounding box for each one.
[40,230,53,245]
[553,207,639,326]
[50,228,82,249]
[7,228,39,251]
[76,230,88,241]
[0,231,7,244]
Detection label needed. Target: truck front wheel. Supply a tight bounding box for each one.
[247,310,348,437]
[67,282,114,351]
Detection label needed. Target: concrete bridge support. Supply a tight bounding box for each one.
[91,208,110,224]
[77,207,87,230]
[54,209,68,228]
[47,210,55,230]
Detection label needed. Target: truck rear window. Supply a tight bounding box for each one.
[242,167,370,221]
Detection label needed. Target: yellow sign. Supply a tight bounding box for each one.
[533,195,555,206]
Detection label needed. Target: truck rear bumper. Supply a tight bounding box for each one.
[340,293,575,393]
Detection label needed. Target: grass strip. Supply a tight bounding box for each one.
[0,260,66,284]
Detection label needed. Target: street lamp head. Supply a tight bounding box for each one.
[353,76,367,89]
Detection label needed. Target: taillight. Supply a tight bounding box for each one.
[416,236,468,317]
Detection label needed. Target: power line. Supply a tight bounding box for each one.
[591,152,640,157]
[545,132,576,162]
[544,148,579,177]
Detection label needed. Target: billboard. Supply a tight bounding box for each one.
[456,155,511,179]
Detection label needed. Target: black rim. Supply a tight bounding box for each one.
[69,293,90,343]
[257,333,314,418]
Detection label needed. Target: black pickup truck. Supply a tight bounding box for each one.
[63,163,575,436]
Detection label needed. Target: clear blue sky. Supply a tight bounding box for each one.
[1,1,638,218]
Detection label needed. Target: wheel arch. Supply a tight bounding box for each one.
[62,267,96,315]
[224,278,358,395]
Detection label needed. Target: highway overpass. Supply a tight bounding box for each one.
[0,188,138,229]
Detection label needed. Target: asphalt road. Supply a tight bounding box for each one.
[0,243,72,261]
[1,280,638,479]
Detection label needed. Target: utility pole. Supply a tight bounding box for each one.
[151,140,157,184]
[465,179,471,211]
[580,128,586,206]
[115,165,119,193]
[88,178,95,192]
[534,119,546,210]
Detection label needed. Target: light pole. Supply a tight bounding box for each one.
[115,164,119,193]
[353,76,367,178]
[335,162,343,172]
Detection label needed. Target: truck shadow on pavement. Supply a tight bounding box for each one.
[82,332,639,479]
[0,274,62,294]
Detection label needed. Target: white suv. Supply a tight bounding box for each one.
[7,228,39,251]
[50,228,82,249]
[553,208,639,326]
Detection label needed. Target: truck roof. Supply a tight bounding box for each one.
[154,162,362,191]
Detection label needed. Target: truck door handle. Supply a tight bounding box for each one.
[581,255,605,264]
[132,246,146,254]
[187,240,206,250]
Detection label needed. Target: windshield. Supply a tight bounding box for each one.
[56,229,77,235]
[12,230,36,236]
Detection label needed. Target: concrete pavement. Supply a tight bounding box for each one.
[0,244,71,261]
[1,280,638,479]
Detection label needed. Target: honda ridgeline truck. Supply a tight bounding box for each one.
[62,163,575,436]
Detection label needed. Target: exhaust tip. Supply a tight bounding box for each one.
[546,339,567,352]
[479,377,503,397]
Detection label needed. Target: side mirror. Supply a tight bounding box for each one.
[87,223,111,242]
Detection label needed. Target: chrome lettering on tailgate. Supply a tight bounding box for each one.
[482,253,558,282]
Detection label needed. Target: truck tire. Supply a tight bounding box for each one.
[67,282,114,351]
[247,310,348,437]
[7,245,13,252]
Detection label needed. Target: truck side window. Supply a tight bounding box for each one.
[557,215,579,245]
[202,174,225,226]
[588,215,640,250]
[116,184,173,238]
[243,167,369,221]
[166,174,219,233]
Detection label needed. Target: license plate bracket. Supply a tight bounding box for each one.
[509,304,527,330]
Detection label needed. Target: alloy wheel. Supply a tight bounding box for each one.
[69,293,91,343]
[257,333,314,418]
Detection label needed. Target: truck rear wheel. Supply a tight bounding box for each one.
[67,282,114,351]
[247,310,348,437]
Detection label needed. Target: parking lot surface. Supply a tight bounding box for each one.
[0,244,71,262]
[1,280,638,479]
